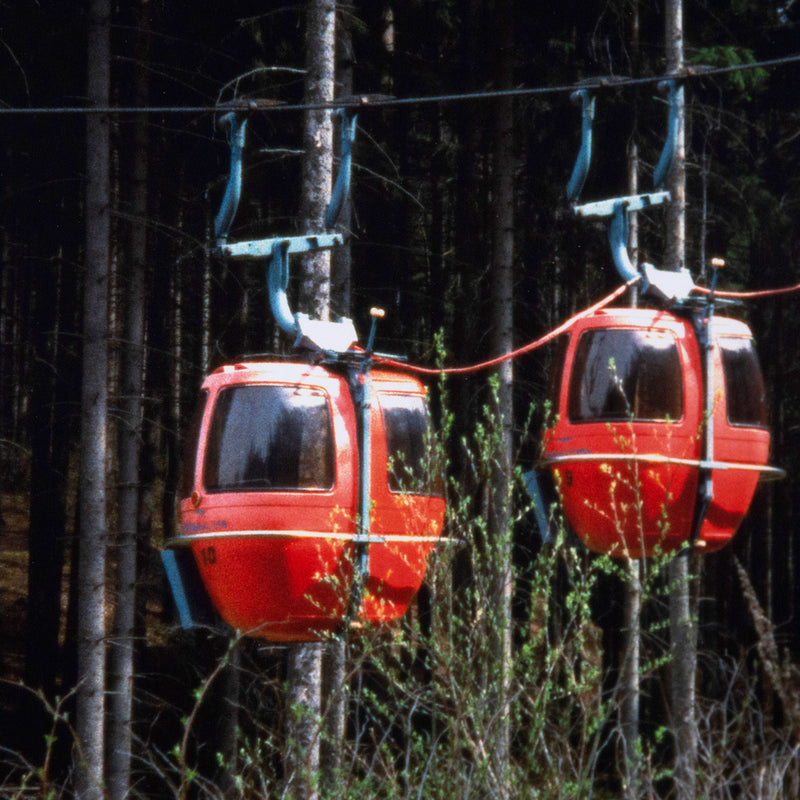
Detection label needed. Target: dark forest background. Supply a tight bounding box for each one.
[3,1,800,798]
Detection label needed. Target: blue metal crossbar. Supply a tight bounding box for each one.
[574,190,671,219]
[216,232,343,260]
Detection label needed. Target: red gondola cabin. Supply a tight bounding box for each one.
[169,360,445,641]
[542,308,771,558]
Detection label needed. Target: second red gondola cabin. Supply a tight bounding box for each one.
[542,308,770,558]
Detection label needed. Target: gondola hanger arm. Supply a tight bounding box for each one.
[213,111,248,245]
[566,74,698,303]
[210,95,393,353]
[565,88,595,206]
[565,76,628,206]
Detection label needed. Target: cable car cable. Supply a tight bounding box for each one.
[2,51,800,116]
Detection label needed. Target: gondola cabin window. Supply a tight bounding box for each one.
[203,384,335,492]
[719,336,768,427]
[567,328,683,422]
[381,393,437,495]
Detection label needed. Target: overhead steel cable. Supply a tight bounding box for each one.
[1,51,800,116]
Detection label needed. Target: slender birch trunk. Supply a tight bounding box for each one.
[75,1,110,797]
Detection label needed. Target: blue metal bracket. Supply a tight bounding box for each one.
[213,112,248,245]
[522,469,553,545]
[563,80,694,299]
[565,77,681,203]
[575,192,672,289]
[266,239,297,336]
[566,89,596,205]
[261,234,358,351]
[345,309,385,627]
[566,78,695,303]
[653,79,681,190]
[607,200,641,287]
[575,191,695,302]
[325,107,359,228]
[161,549,225,631]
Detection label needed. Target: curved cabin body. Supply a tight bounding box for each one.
[172,360,444,641]
[542,308,770,558]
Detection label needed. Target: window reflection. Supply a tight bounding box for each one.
[204,385,335,491]
[381,394,439,495]
[719,337,767,427]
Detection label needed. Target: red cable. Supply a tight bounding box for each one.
[377,276,799,377]
[376,279,637,376]
[692,282,800,299]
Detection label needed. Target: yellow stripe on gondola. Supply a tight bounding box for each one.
[541,453,785,481]
[165,530,453,548]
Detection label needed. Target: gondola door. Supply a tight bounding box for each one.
[696,320,770,551]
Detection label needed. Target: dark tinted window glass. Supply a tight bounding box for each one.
[719,336,767,427]
[382,394,438,495]
[180,390,208,498]
[204,385,334,491]
[568,329,683,422]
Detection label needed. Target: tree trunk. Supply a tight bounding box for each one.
[664,0,686,276]
[621,142,642,799]
[298,0,335,319]
[488,2,514,795]
[664,3,697,798]
[75,1,110,797]
[107,4,150,797]
[321,10,352,791]
[287,3,336,798]
[621,561,641,798]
